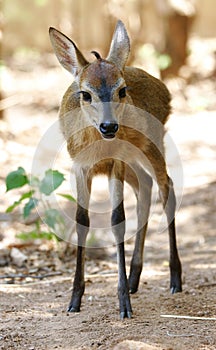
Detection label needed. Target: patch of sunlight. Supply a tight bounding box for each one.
[191,263,216,269]
[143,268,167,278]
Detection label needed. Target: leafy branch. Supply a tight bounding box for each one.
[5,167,76,241]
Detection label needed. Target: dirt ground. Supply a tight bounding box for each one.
[0,38,216,349]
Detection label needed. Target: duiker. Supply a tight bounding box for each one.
[49,20,182,319]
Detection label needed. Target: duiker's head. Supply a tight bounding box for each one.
[49,21,130,139]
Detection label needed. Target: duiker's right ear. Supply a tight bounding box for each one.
[49,27,88,76]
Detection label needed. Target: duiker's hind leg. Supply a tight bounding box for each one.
[68,168,92,312]
[159,176,182,293]
[125,165,153,293]
[146,145,182,293]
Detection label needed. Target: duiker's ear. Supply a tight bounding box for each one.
[107,20,130,70]
[49,27,88,76]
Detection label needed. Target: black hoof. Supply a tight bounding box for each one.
[120,310,132,319]
[129,286,138,294]
[128,266,142,294]
[128,276,139,294]
[170,286,182,294]
[67,305,80,312]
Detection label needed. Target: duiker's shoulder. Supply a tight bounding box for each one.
[124,66,169,95]
[124,66,171,123]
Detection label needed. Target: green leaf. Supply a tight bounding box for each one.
[6,201,21,213]
[30,175,40,188]
[39,170,65,195]
[20,191,34,201]
[6,167,29,191]
[44,208,64,230]
[16,230,55,241]
[6,190,34,213]
[57,193,76,202]
[23,197,38,218]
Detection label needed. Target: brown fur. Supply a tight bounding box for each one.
[59,64,171,171]
[49,21,182,318]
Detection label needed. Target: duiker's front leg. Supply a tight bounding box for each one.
[68,168,92,312]
[127,168,153,293]
[109,161,132,319]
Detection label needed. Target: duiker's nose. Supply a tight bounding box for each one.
[100,122,119,138]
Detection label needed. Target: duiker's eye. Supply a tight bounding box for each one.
[119,87,127,99]
[81,91,92,103]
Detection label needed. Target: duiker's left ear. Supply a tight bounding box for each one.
[49,27,88,76]
[107,20,130,70]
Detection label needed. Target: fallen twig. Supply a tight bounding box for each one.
[161,314,216,321]
[0,275,72,287]
[0,271,62,281]
[167,331,195,337]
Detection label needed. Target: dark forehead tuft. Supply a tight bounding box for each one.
[81,59,123,89]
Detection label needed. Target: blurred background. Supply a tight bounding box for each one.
[0,2,216,347]
[1,0,216,75]
[0,0,216,120]
[0,0,216,264]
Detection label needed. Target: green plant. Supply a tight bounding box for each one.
[5,167,76,241]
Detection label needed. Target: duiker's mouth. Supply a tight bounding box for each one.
[102,133,116,140]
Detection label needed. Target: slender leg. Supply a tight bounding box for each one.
[126,166,153,293]
[160,177,182,293]
[145,144,182,293]
[109,161,132,319]
[68,168,92,312]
